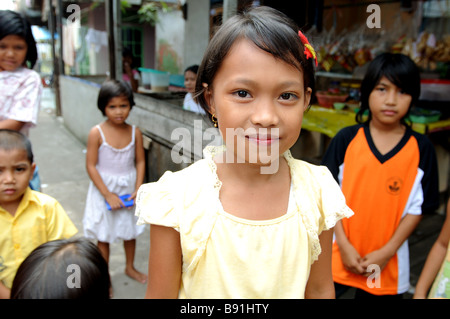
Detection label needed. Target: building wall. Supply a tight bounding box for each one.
[184,0,210,69]
[155,10,185,74]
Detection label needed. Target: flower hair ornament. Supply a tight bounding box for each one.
[298,31,318,67]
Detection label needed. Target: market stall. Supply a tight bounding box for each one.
[302,0,450,194]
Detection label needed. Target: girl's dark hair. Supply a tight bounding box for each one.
[357,53,420,125]
[97,79,135,116]
[0,10,38,69]
[10,238,111,299]
[195,6,316,118]
[0,129,33,163]
[185,64,199,75]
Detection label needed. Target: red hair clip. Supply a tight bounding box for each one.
[298,31,318,67]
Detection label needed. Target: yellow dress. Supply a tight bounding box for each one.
[136,146,353,298]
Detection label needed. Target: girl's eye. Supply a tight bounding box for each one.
[235,90,249,98]
[280,92,297,100]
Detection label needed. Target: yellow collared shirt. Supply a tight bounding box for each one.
[0,188,78,288]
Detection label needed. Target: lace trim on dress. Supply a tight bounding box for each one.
[283,151,322,263]
[203,145,225,192]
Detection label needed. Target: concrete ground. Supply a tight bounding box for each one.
[29,88,149,299]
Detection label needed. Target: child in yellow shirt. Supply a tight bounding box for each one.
[0,129,78,298]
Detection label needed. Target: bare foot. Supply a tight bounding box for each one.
[125,267,148,284]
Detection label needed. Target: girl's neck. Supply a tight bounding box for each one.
[214,153,291,220]
[369,119,406,135]
[103,119,129,129]
[215,153,288,184]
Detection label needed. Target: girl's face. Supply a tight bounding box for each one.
[0,35,28,71]
[104,95,131,125]
[184,70,197,93]
[369,76,412,128]
[206,38,311,166]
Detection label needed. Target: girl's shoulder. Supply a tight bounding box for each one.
[138,158,212,200]
[87,124,105,146]
[15,67,40,79]
[0,67,40,84]
[135,159,213,228]
[88,124,102,136]
[288,155,335,185]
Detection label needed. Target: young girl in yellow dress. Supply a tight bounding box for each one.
[136,6,353,299]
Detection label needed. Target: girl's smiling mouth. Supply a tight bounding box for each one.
[245,134,280,145]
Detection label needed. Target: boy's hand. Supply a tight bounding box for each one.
[339,243,366,275]
[361,248,392,276]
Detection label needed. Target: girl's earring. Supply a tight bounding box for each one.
[211,114,218,128]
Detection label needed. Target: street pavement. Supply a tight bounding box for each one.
[29,88,149,299]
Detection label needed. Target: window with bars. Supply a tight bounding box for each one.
[122,26,143,68]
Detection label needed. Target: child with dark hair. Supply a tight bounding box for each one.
[122,47,140,93]
[321,52,440,298]
[96,78,135,116]
[182,64,205,115]
[83,79,147,288]
[136,6,353,299]
[0,129,77,299]
[10,238,111,299]
[0,10,41,135]
[0,10,43,191]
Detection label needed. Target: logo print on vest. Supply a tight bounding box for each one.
[386,177,403,195]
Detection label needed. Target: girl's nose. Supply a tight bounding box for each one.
[5,48,14,57]
[385,89,398,105]
[250,99,280,127]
